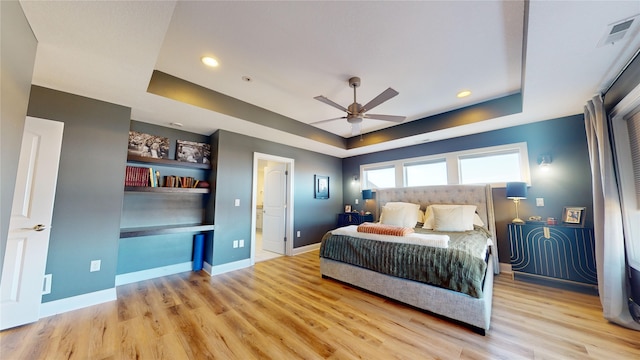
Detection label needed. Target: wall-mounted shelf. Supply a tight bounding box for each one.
[124,186,210,194]
[127,154,211,170]
[120,224,215,238]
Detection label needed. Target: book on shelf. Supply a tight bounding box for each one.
[161,175,200,188]
[124,166,161,187]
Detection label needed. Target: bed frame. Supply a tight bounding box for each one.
[320,184,498,334]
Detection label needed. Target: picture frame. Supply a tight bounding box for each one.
[562,206,586,226]
[314,175,329,199]
[127,131,169,159]
[176,140,211,164]
[344,204,352,213]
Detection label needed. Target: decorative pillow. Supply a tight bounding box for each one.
[422,204,477,231]
[473,213,485,227]
[379,202,420,228]
[357,222,415,236]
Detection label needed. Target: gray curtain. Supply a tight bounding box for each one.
[584,94,640,330]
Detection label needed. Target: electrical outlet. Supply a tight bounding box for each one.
[233,240,239,248]
[297,231,301,238]
[234,199,240,206]
[355,199,359,204]
[239,239,244,248]
[90,260,101,272]
[536,198,544,207]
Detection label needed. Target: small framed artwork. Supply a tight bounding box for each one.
[562,206,586,226]
[176,140,211,164]
[345,205,352,213]
[128,131,169,159]
[314,175,329,199]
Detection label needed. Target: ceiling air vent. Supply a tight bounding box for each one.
[598,15,638,47]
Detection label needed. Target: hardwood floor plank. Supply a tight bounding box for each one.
[2,250,639,359]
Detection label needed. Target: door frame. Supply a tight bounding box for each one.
[251,153,294,264]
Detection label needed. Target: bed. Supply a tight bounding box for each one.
[319,184,499,334]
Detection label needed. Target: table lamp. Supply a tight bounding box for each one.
[506,182,527,224]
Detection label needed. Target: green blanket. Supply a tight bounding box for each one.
[319,226,489,298]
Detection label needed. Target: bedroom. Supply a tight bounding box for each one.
[2,0,640,357]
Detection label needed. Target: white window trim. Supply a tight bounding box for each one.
[360,142,531,190]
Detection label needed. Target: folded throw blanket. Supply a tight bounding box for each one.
[332,225,450,248]
[357,222,414,236]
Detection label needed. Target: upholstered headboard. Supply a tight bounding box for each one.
[376,184,499,272]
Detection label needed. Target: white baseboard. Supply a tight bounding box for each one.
[203,261,213,275]
[115,261,193,286]
[39,288,117,318]
[292,242,320,255]
[208,258,251,276]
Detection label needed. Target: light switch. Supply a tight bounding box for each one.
[355,199,359,204]
[234,199,240,206]
[536,198,544,207]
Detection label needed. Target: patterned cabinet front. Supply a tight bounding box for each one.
[508,224,597,285]
[337,213,374,227]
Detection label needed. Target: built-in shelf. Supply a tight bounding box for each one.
[124,186,210,194]
[127,154,211,170]
[120,223,215,238]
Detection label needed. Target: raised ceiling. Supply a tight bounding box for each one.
[20,1,640,157]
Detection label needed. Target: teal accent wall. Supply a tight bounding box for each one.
[0,0,37,279]
[118,121,211,275]
[209,130,343,266]
[342,115,593,263]
[27,86,131,302]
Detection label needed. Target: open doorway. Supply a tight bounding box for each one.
[251,153,294,264]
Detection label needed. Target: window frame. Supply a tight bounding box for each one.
[360,142,531,190]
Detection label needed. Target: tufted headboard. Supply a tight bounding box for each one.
[376,184,499,272]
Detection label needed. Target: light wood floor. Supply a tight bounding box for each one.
[1,250,639,359]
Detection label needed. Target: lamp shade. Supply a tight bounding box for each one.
[506,182,527,199]
[362,189,373,200]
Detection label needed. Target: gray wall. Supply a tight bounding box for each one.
[209,130,343,266]
[342,115,593,263]
[27,86,131,302]
[0,0,37,278]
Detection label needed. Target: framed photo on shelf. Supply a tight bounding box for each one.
[127,131,169,159]
[176,140,211,164]
[314,175,329,199]
[562,206,586,226]
[345,204,352,212]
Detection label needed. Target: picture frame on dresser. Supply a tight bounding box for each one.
[562,206,586,226]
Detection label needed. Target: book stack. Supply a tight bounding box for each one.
[163,176,199,188]
[125,166,158,187]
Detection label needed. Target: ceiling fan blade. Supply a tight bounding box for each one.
[360,88,399,113]
[364,114,406,123]
[314,95,348,113]
[309,116,346,125]
[351,122,361,136]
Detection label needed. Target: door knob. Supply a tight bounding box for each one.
[33,224,47,232]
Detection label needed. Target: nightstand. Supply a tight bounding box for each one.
[508,223,597,289]
[337,212,373,227]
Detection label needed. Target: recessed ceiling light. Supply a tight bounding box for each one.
[457,90,472,98]
[201,56,219,67]
[170,122,184,127]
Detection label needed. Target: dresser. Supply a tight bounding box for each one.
[508,223,597,287]
[337,212,374,227]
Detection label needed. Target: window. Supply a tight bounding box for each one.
[459,150,522,184]
[404,160,447,186]
[362,166,396,189]
[360,142,530,190]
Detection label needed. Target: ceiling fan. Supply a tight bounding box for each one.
[312,77,406,136]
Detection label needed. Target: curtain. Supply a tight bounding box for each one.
[584,95,640,330]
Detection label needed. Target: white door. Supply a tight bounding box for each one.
[262,163,287,254]
[0,117,64,330]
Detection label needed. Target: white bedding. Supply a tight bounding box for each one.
[330,225,450,248]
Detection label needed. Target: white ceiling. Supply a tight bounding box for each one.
[19,1,640,158]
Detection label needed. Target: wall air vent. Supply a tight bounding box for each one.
[598,15,639,47]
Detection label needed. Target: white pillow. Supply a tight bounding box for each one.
[473,213,485,227]
[379,205,407,227]
[422,204,477,231]
[379,202,420,228]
